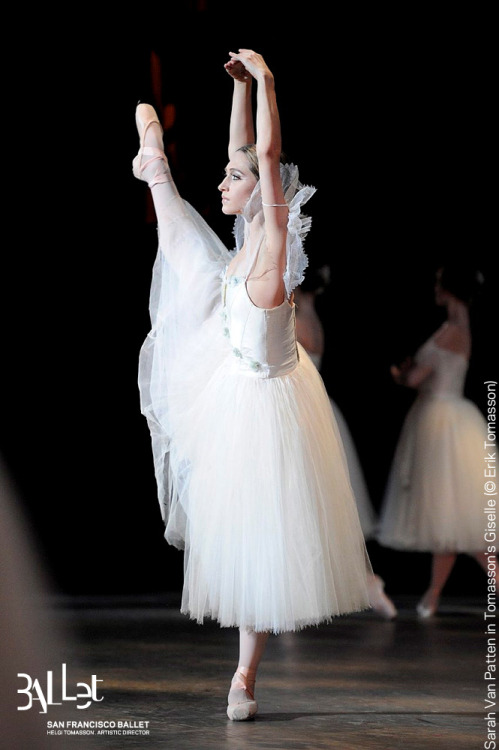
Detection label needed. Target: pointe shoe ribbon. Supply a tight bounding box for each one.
[132,103,170,188]
[227,669,258,721]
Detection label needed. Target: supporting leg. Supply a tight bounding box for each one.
[367,573,398,620]
[227,628,270,721]
[417,552,457,618]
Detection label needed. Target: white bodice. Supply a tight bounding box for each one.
[416,338,468,398]
[222,273,299,378]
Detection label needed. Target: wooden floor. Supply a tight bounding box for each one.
[6,593,490,749]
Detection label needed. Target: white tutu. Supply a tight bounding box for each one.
[180,345,371,632]
[377,337,489,553]
[303,352,378,541]
[139,183,372,633]
[331,400,378,540]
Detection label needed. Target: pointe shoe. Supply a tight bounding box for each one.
[132,103,170,188]
[416,590,440,619]
[368,575,397,620]
[227,669,258,721]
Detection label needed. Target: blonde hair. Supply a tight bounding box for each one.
[237,144,260,180]
[237,144,288,181]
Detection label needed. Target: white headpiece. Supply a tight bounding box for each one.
[232,162,316,297]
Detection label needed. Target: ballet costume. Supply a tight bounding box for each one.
[133,105,372,718]
[305,352,396,620]
[377,330,489,554]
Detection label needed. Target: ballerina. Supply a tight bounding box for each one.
[294,270,397,620]
[377,263,495,617]
[134,49,372,720]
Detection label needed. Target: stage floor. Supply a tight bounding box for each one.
[7,594,490,749]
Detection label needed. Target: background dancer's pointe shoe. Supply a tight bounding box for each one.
[368,575,398,620]
[227,668,258,721]
[132,103,170,188]
[416,590,440,619]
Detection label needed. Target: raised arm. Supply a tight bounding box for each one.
[228,50,288,282]
[224,58,255,158]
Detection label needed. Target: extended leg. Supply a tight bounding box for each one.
[133,103,187,228]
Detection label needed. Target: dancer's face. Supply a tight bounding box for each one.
[218,151,258,215]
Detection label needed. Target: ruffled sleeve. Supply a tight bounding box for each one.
[281,163,316,296]
[232,162,316,297]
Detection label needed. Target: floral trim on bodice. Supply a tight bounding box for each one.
[220,270,270,376]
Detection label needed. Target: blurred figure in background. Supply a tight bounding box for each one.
[377,262,495,617]
[294,266,397,620]
[0,456,68,749]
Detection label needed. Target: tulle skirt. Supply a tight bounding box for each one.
[174,346,371,633]
[377,393,489,552]
[330,400,378,540]
[139,198,371,633]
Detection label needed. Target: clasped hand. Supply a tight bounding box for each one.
[224,49,272,82]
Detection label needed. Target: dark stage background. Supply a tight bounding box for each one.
[2,4,496,603]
